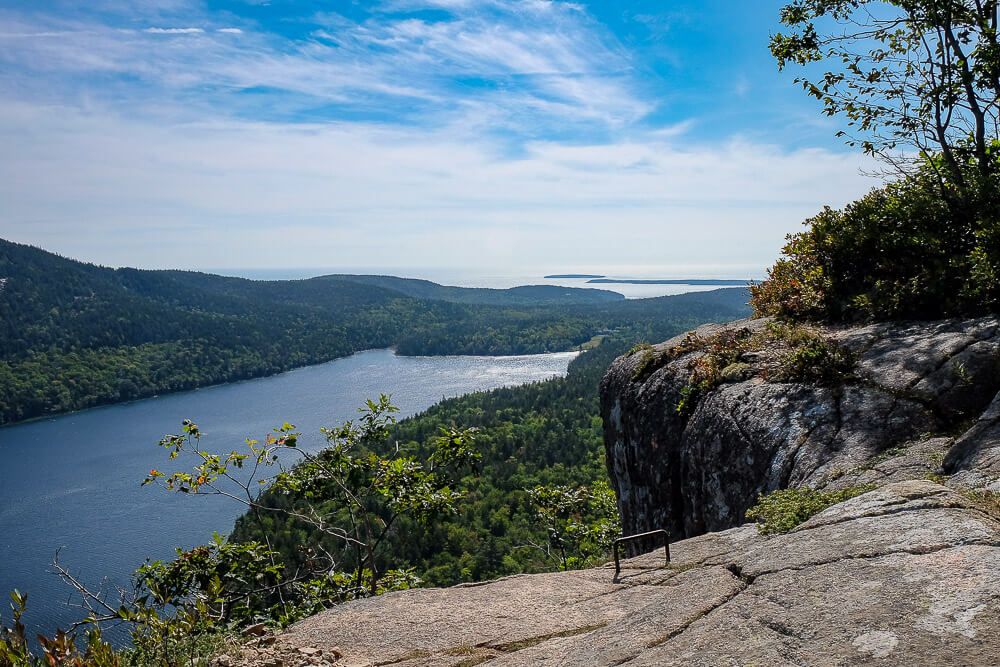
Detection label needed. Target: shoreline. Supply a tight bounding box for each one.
[0,347,584,431]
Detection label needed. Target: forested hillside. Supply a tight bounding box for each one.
[0,238,749,425]
[232,296,750,586]
[328,274,624,305]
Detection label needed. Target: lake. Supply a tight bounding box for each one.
[0,349,578,640]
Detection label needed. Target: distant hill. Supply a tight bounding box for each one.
[0,238,750,425]
[326,274,624,305]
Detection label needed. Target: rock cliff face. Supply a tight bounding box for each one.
[600,317,1000,541]
[232,481,1000,666]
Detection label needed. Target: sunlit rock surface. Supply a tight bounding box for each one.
[233,482,999,666]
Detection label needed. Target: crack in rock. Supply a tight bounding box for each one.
[747,539,1000,579]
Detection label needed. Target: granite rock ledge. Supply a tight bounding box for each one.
[231,316,1000,666]
[232,481,1000,666]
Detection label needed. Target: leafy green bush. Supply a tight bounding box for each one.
[751,153,1000,322]
[745,485,874,535]
[144,397,481,603]
[776,337,855,384]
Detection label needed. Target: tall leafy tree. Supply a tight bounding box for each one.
[772,0,1000,206]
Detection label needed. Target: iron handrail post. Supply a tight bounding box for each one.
[613,529,670,577]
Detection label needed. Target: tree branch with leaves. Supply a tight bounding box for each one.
[144,395,479,601]
[772,0,1000,208]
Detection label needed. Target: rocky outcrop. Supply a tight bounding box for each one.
[600,317,1000,541]
[231,481,1000,666]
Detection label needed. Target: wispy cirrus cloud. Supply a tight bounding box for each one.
[143,27,204,34]
[0,1,645,133]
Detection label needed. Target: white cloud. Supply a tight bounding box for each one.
[0,31,75,38]
[0,101,878,272]
[379,0,483,10]
[143,27,204,34]
[0,2,880,274]
[0,2,645,131]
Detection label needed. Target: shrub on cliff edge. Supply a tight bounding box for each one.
[750,154,1000,322]
[746,485,874,535]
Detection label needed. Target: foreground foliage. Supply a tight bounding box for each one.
[745,485,875,535]
[1,591,120,667]
[1,400,480,666]
[528,482,620,572]
[761,1,1000,322]
[750,156,1000,321]
[144,396,479,613]
[772,0,1000,200]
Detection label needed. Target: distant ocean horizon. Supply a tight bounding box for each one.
[205,266,764,300]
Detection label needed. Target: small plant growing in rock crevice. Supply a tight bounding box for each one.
[674,383,704,419]
[668,322,856,420]
[960,489,1000,521]
[745,485,875,535]
[775,337,855,385]
[671,328,755,417]
[630,347,663,382]
[627,342,653,356]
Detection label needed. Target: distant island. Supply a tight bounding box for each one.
[544,273,606,279]
[587,278,750,286]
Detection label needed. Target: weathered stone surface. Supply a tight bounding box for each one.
[732,481,997,578]
[601,316,1000,541]
[239,482,1000,666]
[835,318,1000,418]
[820,437,953,492]
[946,393,1000,490]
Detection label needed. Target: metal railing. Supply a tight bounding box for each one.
[612,529,670,577]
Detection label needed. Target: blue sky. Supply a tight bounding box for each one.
[0,0,878,277]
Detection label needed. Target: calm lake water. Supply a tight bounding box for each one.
[0,349,577,640]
